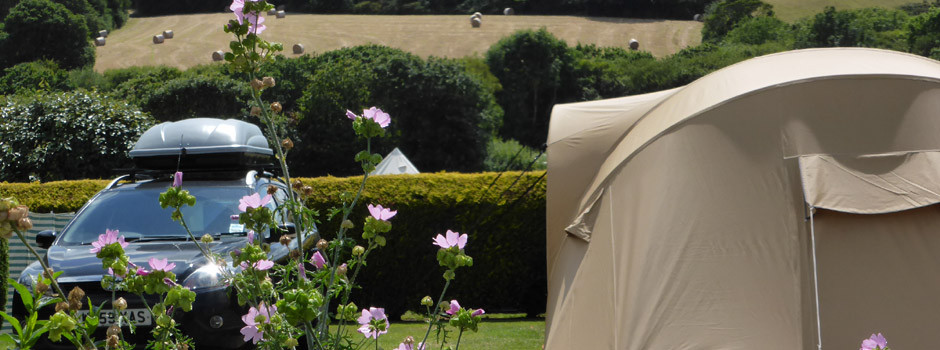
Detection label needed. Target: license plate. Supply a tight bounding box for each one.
[76,308,152,327]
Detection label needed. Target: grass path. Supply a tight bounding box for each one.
[765,0,915,22]
[94,13,701,71]
[368,319,546,350]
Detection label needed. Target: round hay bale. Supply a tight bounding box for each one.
[276,10,286,18]
[98,29,108,37]
[153,34,165,44]
[473,12,482,18]
[503,7,514,15]
[267,8,276,15]
[471,17,481,28]
[163,30,174,39]
[94,37,106,46]
[693,13,703,22]
[212,50,224,61]
[292,43,304,54]
[277,4,285,11]
[629,38,639,50]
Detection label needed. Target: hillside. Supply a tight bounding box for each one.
[765,0,915,22]
[94,13,702,71]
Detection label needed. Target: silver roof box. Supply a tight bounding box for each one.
[129,118,273,171]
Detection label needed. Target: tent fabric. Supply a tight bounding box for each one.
[369,147,419,175]
[799,151,940,214]
[545,48,940,350]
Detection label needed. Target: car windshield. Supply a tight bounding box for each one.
[60,183,254,245]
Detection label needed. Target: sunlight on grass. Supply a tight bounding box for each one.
[765,0,913,22]
[332,319,545,350]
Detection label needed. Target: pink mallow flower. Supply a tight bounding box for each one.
[357,307,389,339]
[172,171,183,188]
[229,0,265,34]
[240,259,274,271]
[432,230,467,250]
[90,229,128,254]
[239,193,272,212]
[311,251,327,269]
[395,341,426,350]
[367,204,397,221]
[860,333,888,350]
[240,302,276,344]
[148,257,176,272]
[446,300,461,315]
[362,107,391,128]
[346,109,358,120]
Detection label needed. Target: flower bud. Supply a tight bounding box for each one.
[270,102,282,113]
[316,239,329,251]
[201,234,214,244]
[284,338,299,348]
[337,263,347,277]
[281,138,293,150]
[68,287,85,304]
[443,269,456,281]
[262,76,276,88]
[250,79,264,90]
[250,106,262,116]
[55,302,68,313]
[341,220,354,229]
[106,324,121,337]
[421,296,433,307]
[36,280,49,295]
[352,245,365,257]
[279,235,291,246]
[17,217,32,230]
[107,334,120,348]
[113,297,127,311]
[267,185,278,195]
[439,301,450,311]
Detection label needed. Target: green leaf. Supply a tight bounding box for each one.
[24,324,48,348]
[9,278,32,311]
[0,333,16,350]
[0,311,23,336]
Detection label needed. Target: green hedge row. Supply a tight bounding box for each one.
[0,171,548,316]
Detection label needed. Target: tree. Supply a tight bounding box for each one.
[485,28,573,148]
[701,0,774,42]
[0,0,94,69]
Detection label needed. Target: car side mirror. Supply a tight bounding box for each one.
[269,223,296,243]
[36,230,56,249]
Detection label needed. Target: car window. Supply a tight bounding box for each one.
[60,185,253,245]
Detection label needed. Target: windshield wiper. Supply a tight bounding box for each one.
[126,236,192,242]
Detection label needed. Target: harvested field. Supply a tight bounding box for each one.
[94,13,702,71]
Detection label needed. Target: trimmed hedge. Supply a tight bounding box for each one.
[0,171,548,316]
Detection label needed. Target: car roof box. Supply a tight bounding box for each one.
[129,118,274,171]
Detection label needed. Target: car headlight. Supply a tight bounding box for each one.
[182,263,231,290]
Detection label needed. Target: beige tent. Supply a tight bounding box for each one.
[545,48,940,350]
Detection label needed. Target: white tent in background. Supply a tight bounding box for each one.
[370,147,420,175]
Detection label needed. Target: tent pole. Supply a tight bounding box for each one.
[809,206,823,350]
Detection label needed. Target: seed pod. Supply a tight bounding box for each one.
[270,102,283,113]
[107,335,120,348]
[281,138,293,150]
[316,239,328,251]
[292,180,303,190]
[289,249,301,259]
[279,235,291,246]
[302,186,313,196]
[114,297,127,311]
[341,220,354,229]
[68,286,85,304]
[201,234,214,244]
[250,79,264,90]
[267,185,278,195]
[35,280,49,295]
[55,302,69,313]
[262,76,276,88]
[250,107,262,116]
[352,245,365,257]
[17,217,32,230]
[106,324,121,337]
[337,263,347,277]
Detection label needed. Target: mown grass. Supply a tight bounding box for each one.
[765,0,915,22]
[331,318,545,350]
[94,13,700,71]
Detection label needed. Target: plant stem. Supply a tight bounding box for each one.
[454,329,464,350]
[13,228,99,349]
[419,278,452,347]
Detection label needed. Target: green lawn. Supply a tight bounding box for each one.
[332,319,545,350]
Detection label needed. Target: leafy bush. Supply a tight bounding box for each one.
[0,90,155,182]
[296,45,497,176]
[0,0,95,69]
[486,28,574,148]
[134,75,251,122]
[794,6,909,50]
[133,0,230,16]
[701,0,774,43]
[484,138,545,172]
[907,6,940,57]
[570,44,657,99]
[102,65,183,91]
[723,15,793,45]
[65,66,106,90]
[0,60,69,95]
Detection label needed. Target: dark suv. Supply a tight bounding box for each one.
[13,119,310,349]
